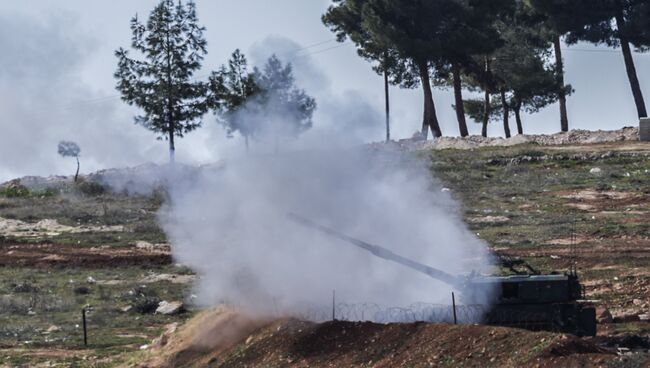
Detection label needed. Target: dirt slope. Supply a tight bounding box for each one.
[139,308,618,368]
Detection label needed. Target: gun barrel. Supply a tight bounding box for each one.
[288,213,462,288]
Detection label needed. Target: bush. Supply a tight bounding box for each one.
[73,286,92,295]
[123,287,161,314]
[0,183,30,198]
[76,180,106,196]
[11,282,40,293]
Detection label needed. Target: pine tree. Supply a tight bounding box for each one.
[115,0,209,163]
[461,10,565,137]
[209,50,260,150]
[528,0,648,119]
[210,54,316,149]
[491,5,567,136]
[323,0,418,140]
[253,55,316,140]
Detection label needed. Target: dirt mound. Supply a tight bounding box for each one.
[139,306,272,368]
[139,309,617,368]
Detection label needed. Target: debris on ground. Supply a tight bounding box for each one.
[155,301,185,315]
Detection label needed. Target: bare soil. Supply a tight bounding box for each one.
[0,242,171,268]
[139,308,619,368]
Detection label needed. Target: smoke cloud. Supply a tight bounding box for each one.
[0,11,166,183]
[160,145,494,317]
[156,35,495,319]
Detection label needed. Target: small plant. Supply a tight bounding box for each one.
[57,141,81,182]
[123,287,161,314]
[73,286,92,295]
[76,179,106,196]
[11,282,40,293]
[0,184,30,198]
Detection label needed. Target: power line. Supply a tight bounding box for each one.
[283,39,338,57]
[34,42,643,114]
[41,40,346,113]
[563,48,647,54]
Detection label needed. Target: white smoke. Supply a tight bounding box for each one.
[156,35,495,318]
[160,144,495,316]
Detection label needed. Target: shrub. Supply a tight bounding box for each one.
[11,282,40,293]
[123,287,161,314]
[76,180,106,196]
[73,286,92,295]
[0,183,30,198]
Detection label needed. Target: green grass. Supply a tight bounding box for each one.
[0,265,195,366]
[1,145,650,366]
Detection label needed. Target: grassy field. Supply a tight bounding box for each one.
[0,141,649,366]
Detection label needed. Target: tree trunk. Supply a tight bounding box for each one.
[168,129,175,164]
[500,89,511,139]
[514,101,523,135]
[418,61,442,139]
[166,27,176,164]
[553,36,570,132]
[482,57,491,138]
[74,156,80,183]
[615,11,648,118]
[384,64,391,142]
[452,63,469,137]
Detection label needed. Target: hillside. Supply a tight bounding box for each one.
[1,133,650,367]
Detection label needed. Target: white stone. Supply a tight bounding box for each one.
[590,168,602,174]
[155,301,184,315]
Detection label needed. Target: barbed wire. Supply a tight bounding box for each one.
[286,302,559,332]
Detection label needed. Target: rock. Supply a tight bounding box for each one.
[466,216,510,224]
[155,301,184,315]
[590,168,602,174]
[613,312,640,323]
[632,299,644,306]
[151,333,169,349]
[120,305,133,313]
[86,276,96,284]
[45,325,60,333]
[639,314,650,321]
[596,307,613,323]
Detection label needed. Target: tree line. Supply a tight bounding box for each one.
[323,0,650,139]
[114,0,315,162]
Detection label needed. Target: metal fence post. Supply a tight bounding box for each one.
[452,292,458,325]
[82,308,88,347]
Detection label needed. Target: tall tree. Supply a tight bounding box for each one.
[210,54,316,149]
[352,0,450,138]
[441,0,512,137]
[57,141,81,182]
[252,55,317,140]
[462,16,564,137]
[523,0,585,131]
[209,50,260,150]
[490,3,566,136]
[115,0,209,163]
[323,0,417,141]
[529,0,648,119]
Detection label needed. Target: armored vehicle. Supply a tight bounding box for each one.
[288,213,596,336]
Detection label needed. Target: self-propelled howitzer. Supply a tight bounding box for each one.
[288,213,596,336]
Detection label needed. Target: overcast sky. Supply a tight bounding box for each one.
[1,1,649,181]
